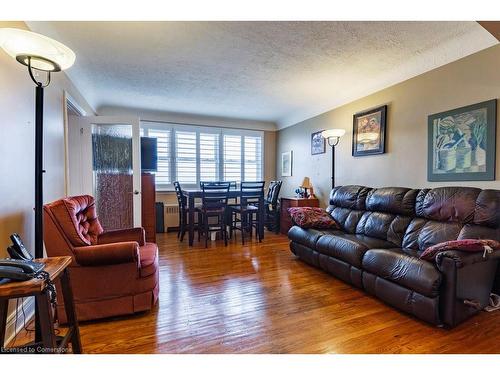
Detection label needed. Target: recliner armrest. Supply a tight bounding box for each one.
[73,242,140,267]
[98,227,146,246]
[435,249,500,270]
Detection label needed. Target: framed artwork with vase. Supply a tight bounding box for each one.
[427,99,496,181]
[352,105,387,156]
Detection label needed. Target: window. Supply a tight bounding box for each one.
[141,122,263,189]
[244,135,262,181]
[175,130,197,184]
[223,134,242,182]
[200,133,219,181]
[147,129,170,185]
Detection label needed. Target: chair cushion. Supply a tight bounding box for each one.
[315,233,395,268]
[288,207,339,229]
[46,195,104,246]
[362,248,442,297]
[139,242,158,278]
[288,226,341,250]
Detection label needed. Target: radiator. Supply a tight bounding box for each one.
[164,204,179,231]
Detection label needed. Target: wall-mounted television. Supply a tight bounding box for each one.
[141,137,158,172]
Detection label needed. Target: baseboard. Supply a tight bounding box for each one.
[3,297,35,346]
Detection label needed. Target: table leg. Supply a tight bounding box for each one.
[59,268,82,353]
[0,299,8,348]
[188,195,195,246]
[35,291,57,350]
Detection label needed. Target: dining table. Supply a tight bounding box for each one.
[181,188,265,246]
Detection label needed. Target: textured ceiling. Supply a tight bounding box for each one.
[27,21,498,129]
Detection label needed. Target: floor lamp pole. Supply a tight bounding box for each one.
[331,145,335,189]
[34,84,44,343]
[35,85,44,260]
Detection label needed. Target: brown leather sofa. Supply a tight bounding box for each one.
[43,195,159,323]
[288,185,500,327]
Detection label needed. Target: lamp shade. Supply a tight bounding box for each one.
[0,28,75,72]
[300,177,312,189]
[321,128,346,139]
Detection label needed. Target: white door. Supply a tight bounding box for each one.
[67,116,142,229]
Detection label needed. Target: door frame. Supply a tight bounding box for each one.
[63,91,88,196]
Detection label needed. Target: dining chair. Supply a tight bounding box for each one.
[173,181,201,242]
[200,181,238,206]
[198,181,231,248]
[228,181,265,244]
[264,180,282,233]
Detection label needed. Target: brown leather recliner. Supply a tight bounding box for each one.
[43,195,159,323]
[288,185,500,327]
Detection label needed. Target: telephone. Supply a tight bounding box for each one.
[7,233,33,261]
[0,258,45,281]
[0,234,44,283]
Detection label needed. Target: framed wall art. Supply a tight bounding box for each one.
[281,151,292,177]
[311,130,326,155]
[428,99,497,181]
[352,105,387,156]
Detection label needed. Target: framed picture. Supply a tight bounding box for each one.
[352,105,387,156]
[428,99,497,182]
[311,130,326,155]
[281,151,292,177]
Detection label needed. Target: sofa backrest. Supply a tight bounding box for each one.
[327,185,500,251]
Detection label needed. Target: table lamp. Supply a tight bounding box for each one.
[300,177,313,198]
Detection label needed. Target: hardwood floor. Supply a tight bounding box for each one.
[12,231,500,353]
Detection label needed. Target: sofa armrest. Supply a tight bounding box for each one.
[436,249,499,327]
[98,227,146,246]
[436,249,500,270]
[73,242,140,267]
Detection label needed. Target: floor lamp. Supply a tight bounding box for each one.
[0,28,75,343]
[321,129,346,189]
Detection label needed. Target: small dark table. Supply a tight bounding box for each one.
[0,256,82,354]
[182,188,265,246]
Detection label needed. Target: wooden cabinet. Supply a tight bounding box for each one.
[280,197,320,235]
[141,173,156,243]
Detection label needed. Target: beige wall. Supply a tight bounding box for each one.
[0,21,94,340]
[276,44,500,207]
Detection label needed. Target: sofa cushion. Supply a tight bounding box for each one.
[287,207,339,229]
[474,190,500,228]
[365,187,419,216]
[329,185,371,210]
[288,226,341,249]
[416,187,481,224]
[362,249,442,297]
[316,233,395,268]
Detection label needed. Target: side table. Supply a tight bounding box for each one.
[0,256,82,354]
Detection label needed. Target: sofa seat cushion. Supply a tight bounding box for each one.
[362,248,442,297]
[139,242,159,278]
[316,233,395,268]
[288,226,341,249]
